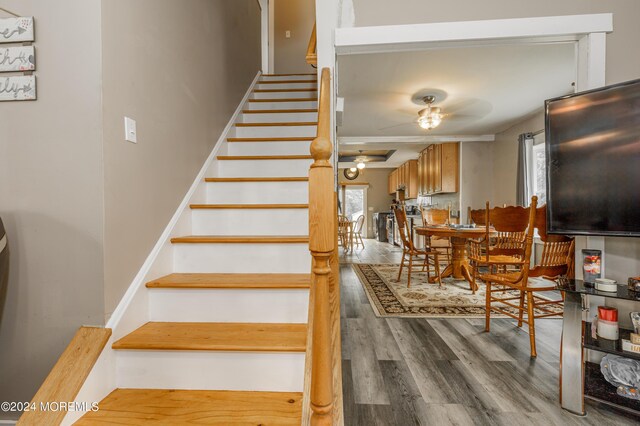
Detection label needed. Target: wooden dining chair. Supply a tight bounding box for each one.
[420,206,452,264]
[468,201,531,292]
[394,208,442,288]
[467,206,487,226]
[338,215,352,252]
[505,205,575,356]
[352,215,365,249]
[480,196,542,357]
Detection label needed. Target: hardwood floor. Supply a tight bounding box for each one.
[340,239,636,425]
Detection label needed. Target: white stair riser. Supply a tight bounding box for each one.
[246,101,317,110]
[206,181,308,204]
[116,351,305,392]
[261,75,316,81]
[257,82,317,90]
[241,112,317,123]
[252,90,316,99]
[235,126,315,138]
[218,159,312,177]
[149,289,309,323]
[191,209,308,235]
[174,243,311,273]
[227,141,311,156]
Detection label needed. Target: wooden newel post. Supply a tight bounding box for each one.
[309,68,335,426]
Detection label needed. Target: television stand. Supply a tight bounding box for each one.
[557,279,640,417]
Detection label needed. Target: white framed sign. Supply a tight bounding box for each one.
[0,17,34,43]
[0,46,35,72]
[0,75,36,101]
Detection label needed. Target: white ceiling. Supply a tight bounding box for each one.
[336,43,577,163]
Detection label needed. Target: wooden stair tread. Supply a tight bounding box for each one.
[171,235,309,244]
[248,98,318,102]
[254,88,317,93]
[227,137,314,142]
[190,204,308,209]
[205,177,308,182]
[235,121,317,127]
[217,155,313,160]
[146,273,311,289]
[259,79,317,84]
[112,322,307,352]
[75,389,303,425]
[242,109,318,113]
[262,73,316,76]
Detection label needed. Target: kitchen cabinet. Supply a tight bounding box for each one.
[387,160,418,198]
[388,169,398,195]
[419,142,459,195]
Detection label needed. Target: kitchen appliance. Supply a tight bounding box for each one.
[373,212,391,242]
[386,214,395,245]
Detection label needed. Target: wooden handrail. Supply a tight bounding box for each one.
[18,327,111,425]
[306,24,317,66]
[307,68,341,425]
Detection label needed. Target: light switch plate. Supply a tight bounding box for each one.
[285,30,291,38]
[124,117,137,143]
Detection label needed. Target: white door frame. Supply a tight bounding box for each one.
[258,0,274,74]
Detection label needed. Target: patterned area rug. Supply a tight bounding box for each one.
[352,263,564,318]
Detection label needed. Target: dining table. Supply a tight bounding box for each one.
[415,225,490,291]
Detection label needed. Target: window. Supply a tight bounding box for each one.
[527,132,546,206]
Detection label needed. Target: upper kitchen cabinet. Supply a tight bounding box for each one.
[420,142,459,195]
[388,160,418,198]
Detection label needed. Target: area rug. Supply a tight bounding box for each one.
[352,263,564,318]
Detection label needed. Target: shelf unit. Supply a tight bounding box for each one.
[558,279,640,417]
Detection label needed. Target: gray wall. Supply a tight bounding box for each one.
[0,1,105,419]
[101,0,261,316]
[0,0,261,417]
[274,0,316,74]
[338,168,394,237]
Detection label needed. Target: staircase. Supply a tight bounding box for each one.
[76,73,318,425]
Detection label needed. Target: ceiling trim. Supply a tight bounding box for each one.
[339,135,495,145]
[335,13,612,55]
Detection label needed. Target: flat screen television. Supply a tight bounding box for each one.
[545,78,640,237]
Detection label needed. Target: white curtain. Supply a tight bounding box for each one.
[516,133,534,206]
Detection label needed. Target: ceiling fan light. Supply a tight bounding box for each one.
[349,167,357,172]
[356,161,366,170]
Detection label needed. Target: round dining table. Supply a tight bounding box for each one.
[414,225,488,291]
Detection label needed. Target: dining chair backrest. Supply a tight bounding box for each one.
[421,207,450,226]
[487,201,534,258]
[532,204,575,279]
[468,206,487,226]
[354,215,365,233]
[393,208,415,251]
[338,215,350,235]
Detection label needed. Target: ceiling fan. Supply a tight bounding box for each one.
[375,92,489,132]
[417,95,443,130]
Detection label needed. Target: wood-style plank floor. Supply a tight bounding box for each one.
[340,239,637,425]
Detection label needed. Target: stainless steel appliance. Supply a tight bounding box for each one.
[386,214,395,245]
[373,212,391,242]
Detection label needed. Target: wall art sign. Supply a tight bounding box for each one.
[0,17,34,43]
[0,46,35,72]
[0,75,36,101]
